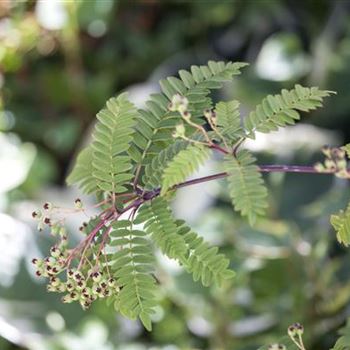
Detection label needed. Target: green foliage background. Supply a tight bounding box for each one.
[1,0,350,349]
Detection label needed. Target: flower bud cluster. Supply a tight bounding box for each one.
[168,94,189,115]
[32,199,85,232]
[203,108,217,126]
[31,200,119,310]
[173,123,186,138]
[32,201,54,231]
[315,146,350,178]
[288,322,304,338]
[61,269,119,310]
[32,246,66,278]
[169,94,193,140]
[32,254,119,310]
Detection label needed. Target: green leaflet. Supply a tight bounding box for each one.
[130,61,248,170]
[160,144,211,196]
[331,337,350,350]
[91,92,139,194]
[109,220,157,331]
[244,84,333,139]
[215,99,243,143]
[330,203,350,246]
[331,317,350,350]
[135,197,188,261]
[66,146,98,194]
[176,220,235,287]
[142,139,189,191]
[224,150,268,226]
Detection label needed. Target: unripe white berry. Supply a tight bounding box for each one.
[74,198,83,209]
[50,246,61,258]
[91,271,102,283]
[62,294,73,303]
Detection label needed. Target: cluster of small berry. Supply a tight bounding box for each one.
[31,200,117,310]
[33,256,118,309]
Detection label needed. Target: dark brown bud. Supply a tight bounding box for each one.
[43,202,50,210]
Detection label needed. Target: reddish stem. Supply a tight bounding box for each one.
[67,163,346,269]
[210,143,229,154]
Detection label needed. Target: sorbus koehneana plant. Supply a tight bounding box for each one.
[31,61,350,331]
